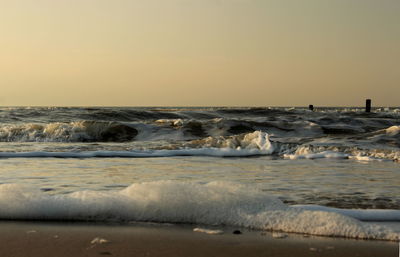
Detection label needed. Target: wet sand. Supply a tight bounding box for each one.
[0,221,397,257]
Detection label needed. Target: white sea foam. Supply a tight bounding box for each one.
[385,125,400,135]
[348,155,385,162]
[185,131,274,153]
[272,232,288,238]
[193,228,224,235]
[155,119,184,127]
[0,131,275,158]
[0,148,267,158]
[0,181,398,241]
[91,237,109,244]
[284,151,349,160]
[292,205,400,221]
[282,143,400,161]
[0,121,137,142]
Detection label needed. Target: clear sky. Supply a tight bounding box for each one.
[0,0,399,106]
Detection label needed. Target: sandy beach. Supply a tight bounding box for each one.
[0,221,397,257]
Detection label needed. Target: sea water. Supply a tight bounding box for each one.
[0,107,399,240]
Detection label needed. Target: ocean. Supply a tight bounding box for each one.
[0,106,399,240]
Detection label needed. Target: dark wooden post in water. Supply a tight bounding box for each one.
[365,99,371,112]
[309,104,314,111]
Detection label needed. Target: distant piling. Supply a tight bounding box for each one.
[309,104,314,111]
[365,99,371,112]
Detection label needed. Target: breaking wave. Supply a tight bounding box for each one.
[0,106,399,161]
[0,181,398,241]
[282,145,400,161]
[0,128,399,161]
[0,121,138,142]
[0,131,274,158]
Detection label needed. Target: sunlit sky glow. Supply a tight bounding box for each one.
[0,0,399,106]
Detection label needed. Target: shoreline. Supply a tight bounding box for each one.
[0,221,397,257]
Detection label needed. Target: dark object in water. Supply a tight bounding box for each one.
[309,105,314,111]
[366,99,371,113]
[233,230,242,235]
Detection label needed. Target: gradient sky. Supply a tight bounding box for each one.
[0,0,399,106]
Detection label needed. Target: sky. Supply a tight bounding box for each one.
[0,0,399,107]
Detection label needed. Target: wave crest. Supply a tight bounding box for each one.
[0,181,398,240]
[185,131,274,153]
[0,121,138,142]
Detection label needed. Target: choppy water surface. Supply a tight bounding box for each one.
[0,106,399,159]
[0,107,399,240]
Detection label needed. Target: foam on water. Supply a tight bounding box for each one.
[187,131,274,152]
[0,121,138,142]
[281,143,400,161]
[155,119,184,127]
[293,205,400,221]
[386,126,400,135]
[0,129,398,161]
[283,151,349,160]
[1,105,400,162]
[0,131,275,158]
[0,181,398,241]
[193,228,224,235]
